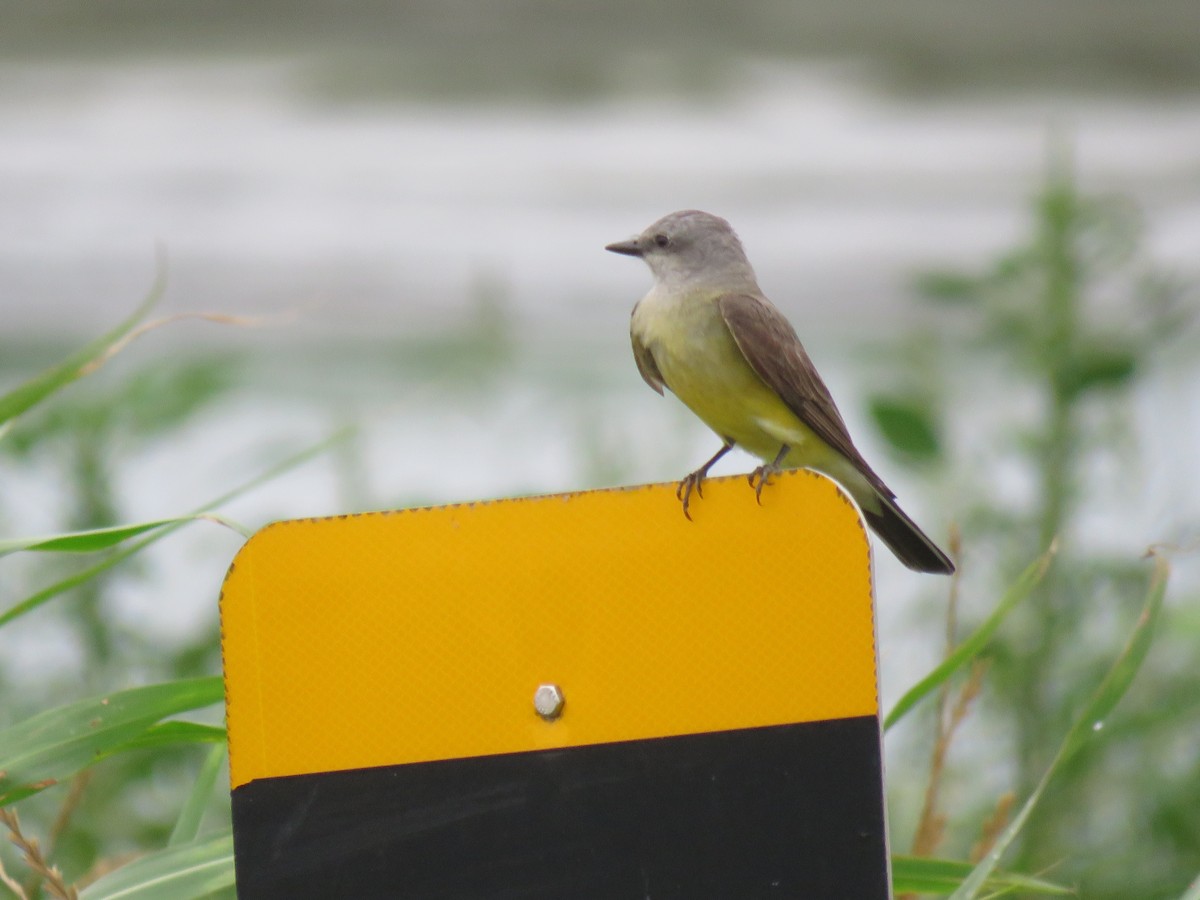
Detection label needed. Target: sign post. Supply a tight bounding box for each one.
[221,470,890,898]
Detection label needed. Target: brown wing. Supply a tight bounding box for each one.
[630,312,665,395]
[718,292,893,499]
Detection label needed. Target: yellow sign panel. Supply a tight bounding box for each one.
[221,470,877,790]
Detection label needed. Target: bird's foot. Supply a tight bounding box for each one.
[676,469,707,521]
[675,441,735,522]
[747,464,780,505]
[747,445,790,506]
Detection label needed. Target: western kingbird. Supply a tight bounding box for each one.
[606,209,954,575]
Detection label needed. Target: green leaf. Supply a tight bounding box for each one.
[892,855,1072,894]
[914,270,981,304]
[0,677,223,806]
[122,357,240,438]
[885,545,1056,731]
[0,519,178,556]
[78,831,235,900]
[0,271,162,427]
[1078,194,1143,268]
[170,744,227,847]
[1064,345,1137,394]
[110,721,227,754]
[0,514,248,557]
[0,427,351,628]
[949,555,1168,900]
[868,395,942,463]
[0,552,148,630]
[989,247,1039,284]
[1055,555,1167,764]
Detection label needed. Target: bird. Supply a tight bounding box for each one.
[606,209,954,575]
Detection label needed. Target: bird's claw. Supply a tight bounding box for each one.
[677,470,706,521]
[748,464,778,505]
[675,443,735,521]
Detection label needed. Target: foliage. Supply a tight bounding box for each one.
[870,144,1198,898]
[0,293,346,898]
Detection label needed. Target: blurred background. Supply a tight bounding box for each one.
[1,2,1198,897]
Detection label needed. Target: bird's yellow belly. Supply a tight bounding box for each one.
[652,324,823,464]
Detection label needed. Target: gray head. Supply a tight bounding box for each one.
[606,209,759,290]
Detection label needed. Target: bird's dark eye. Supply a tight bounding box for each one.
[653,233,670,248]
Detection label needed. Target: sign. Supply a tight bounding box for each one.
[221,470,889,898]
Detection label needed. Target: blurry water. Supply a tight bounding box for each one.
[4,59,1199,339]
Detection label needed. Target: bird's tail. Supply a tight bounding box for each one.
[861,495,955,575]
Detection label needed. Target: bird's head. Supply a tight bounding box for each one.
[605,209,758,290]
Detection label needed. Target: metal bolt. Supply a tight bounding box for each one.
[533,683,565,721]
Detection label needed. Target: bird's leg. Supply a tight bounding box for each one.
[748,444,791,505]
[677,441,735,521]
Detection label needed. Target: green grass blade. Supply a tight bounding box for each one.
[1055,555,1168,763]
[0,519,183,556]
[0,427,351,628]
[892,855,1071,895]
[0,677,223,806]
[885,545,1056,730]
[78,831,235,900]
[949,555,1168,900]
[0,514,248,557]
[0,271,163,426]
[109,721,227,754]
[0,520,174,556]
[0,548,157,629]
[169,744,227,847]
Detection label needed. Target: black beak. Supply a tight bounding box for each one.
[604,238,643,257]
